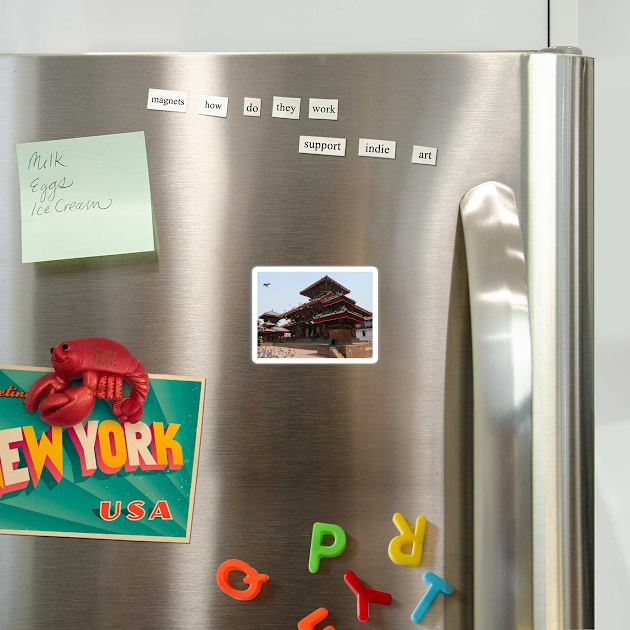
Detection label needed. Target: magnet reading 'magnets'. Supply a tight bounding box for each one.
[25,338,149,428]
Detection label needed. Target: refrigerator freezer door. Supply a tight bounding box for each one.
[0,52,593,629]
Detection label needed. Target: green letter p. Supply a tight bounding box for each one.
[308,522,347,573]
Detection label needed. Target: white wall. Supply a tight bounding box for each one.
[574,2,629,627]
[0,0,547,53]
[356,327,373,341]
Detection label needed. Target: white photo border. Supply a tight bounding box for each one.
[252,266,378,364]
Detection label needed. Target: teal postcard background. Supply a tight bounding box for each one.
[0,367,204,542]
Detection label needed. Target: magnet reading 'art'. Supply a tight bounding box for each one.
[25,338,149,427]
[388,512,427,567]
[216,559,269,601]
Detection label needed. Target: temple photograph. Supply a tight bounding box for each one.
[253,268,376,362]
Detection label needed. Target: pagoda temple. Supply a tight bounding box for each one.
[279,275,372,344]
[258,310,289,343]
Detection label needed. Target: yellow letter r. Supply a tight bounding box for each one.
[388,512,427,567]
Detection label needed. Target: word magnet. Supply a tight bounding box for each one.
[299,136,346,157]
[272,96,301,119]
[358,138,396,159]
[216,559,269,601]
[308,98,338,120]
[411,144,438,165]
[388,512,427,566]
[308,522,346,573]
[198,95,228,118]
[147,88,187,112]
[243,97,262,117]
[344,571,392,623]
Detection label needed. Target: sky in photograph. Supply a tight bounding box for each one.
[256,270,374,322]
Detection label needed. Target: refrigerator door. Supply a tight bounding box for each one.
[0,52,593,629]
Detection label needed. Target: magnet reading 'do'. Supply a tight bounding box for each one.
[26,338,149,427]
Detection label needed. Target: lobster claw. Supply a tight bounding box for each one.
[25,373,67,413]
[37,386,96,428]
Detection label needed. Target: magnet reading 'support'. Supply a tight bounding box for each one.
[25,338,149,428]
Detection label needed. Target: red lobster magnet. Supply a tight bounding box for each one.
[26,338,149,428]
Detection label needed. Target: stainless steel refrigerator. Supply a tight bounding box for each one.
[0,50,593,629]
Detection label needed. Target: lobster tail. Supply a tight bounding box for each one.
[112,358,150,423]
[126,358,150,403]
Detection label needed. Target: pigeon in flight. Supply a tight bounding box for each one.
[263,283,271,288]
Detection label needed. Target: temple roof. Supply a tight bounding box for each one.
[258,325,289,334]
[280,295,330,318]
[300,275,351,299]
[322,296,371,316]
[280,294,370,320]
[259,310,281,319]
[313,311,364,325]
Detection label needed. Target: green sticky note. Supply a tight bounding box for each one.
[17,131,155,263]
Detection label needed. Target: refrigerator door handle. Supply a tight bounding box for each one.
[460,181,533,629]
